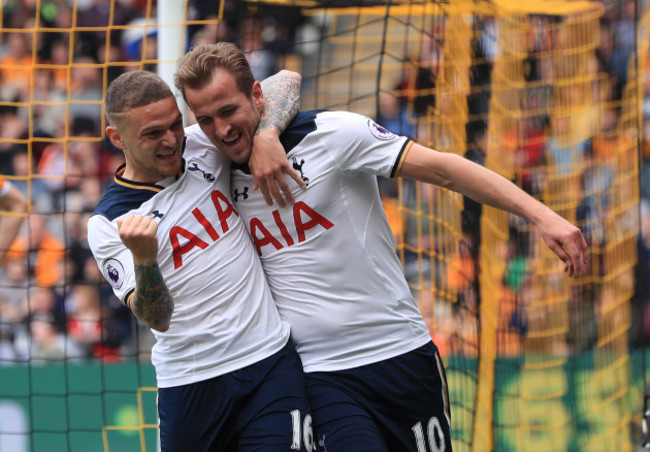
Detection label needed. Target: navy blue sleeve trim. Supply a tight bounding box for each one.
[123,288,135,309]
[389,139,413,178]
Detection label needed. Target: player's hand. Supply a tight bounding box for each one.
[249,128,306,207]
[117,214,159,265]
[538,214,589,277]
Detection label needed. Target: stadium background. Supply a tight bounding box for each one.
[0,0,649,451]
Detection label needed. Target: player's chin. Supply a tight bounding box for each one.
[228,147,252,165]
[233,155,250,165]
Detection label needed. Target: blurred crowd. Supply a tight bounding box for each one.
[377,0,648,356]
[0,0,648,364]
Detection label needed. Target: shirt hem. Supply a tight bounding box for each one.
[155,335,290,388]
[301,334,432,373]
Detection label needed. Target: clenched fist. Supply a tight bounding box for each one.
[117,214,159,265]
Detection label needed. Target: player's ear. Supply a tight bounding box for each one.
[252,81,263,112]
[106,125,125,150]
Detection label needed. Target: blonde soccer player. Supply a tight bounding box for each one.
[175,42,588,452]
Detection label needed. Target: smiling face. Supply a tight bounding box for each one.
[106,96,185,183]
[184,68,263,164]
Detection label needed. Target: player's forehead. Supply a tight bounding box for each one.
[185,69,243,111]
[123,97,182,133]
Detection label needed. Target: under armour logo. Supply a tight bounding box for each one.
[151,210,164,220]
[292,157,310,185]
[187,161,215,182]
[233,187,249,201]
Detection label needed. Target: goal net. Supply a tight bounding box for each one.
[0,1,645,451]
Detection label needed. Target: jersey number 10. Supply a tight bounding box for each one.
[412,416,446,452]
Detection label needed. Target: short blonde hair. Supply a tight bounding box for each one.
[174,42,255,105]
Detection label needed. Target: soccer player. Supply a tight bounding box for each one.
[175,42,590,452]
[87,70,314,452]
[0,176,27,263]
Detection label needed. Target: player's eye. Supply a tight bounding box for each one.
[220,107,236,117]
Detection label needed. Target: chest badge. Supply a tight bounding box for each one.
[292,157,310,185]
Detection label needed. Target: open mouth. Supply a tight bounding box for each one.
[157,150,175,160]
[222,133,241,145]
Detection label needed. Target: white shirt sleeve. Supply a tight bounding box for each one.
[316,110,410,177]
[87,214,136,305]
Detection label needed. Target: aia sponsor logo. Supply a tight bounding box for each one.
[168,189,239,269]
[248,201,334,256]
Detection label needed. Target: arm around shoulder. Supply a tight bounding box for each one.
[258,69,302,133]
[250,69,306,207]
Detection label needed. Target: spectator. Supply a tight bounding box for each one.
[6,150,52,213]
[32,68,66,138]
[0,32,33,102]
[239,15,277,80]
[97,39,125,86]
[0,256,29,354]
[76,0,136,59]
[0,178,27,263]
[68,56,104,136]
[12,285,68,361]
[189,15,232,47]
[378,91,415,139]
[7,213,65,288]
[0,111,28,166]
[66,283,120,360]
[546,114,589,176]
[26,314,85,362]
[413,21,445,118]
[0,256,29,316]
[120,17,157,63]
[41,37,71,93]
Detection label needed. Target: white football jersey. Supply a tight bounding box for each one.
[227,110,431,372]
[88,126,289,388]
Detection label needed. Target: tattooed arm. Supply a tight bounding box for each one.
[118,214,173,332]
[250,70,307,207]
[258,69,302,133]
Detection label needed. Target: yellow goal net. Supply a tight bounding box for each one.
[0,1,645,451]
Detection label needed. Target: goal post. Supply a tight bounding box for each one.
[157,0,188,117]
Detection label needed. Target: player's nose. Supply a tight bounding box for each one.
[215,120,231,140]
[162,128,180,148]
